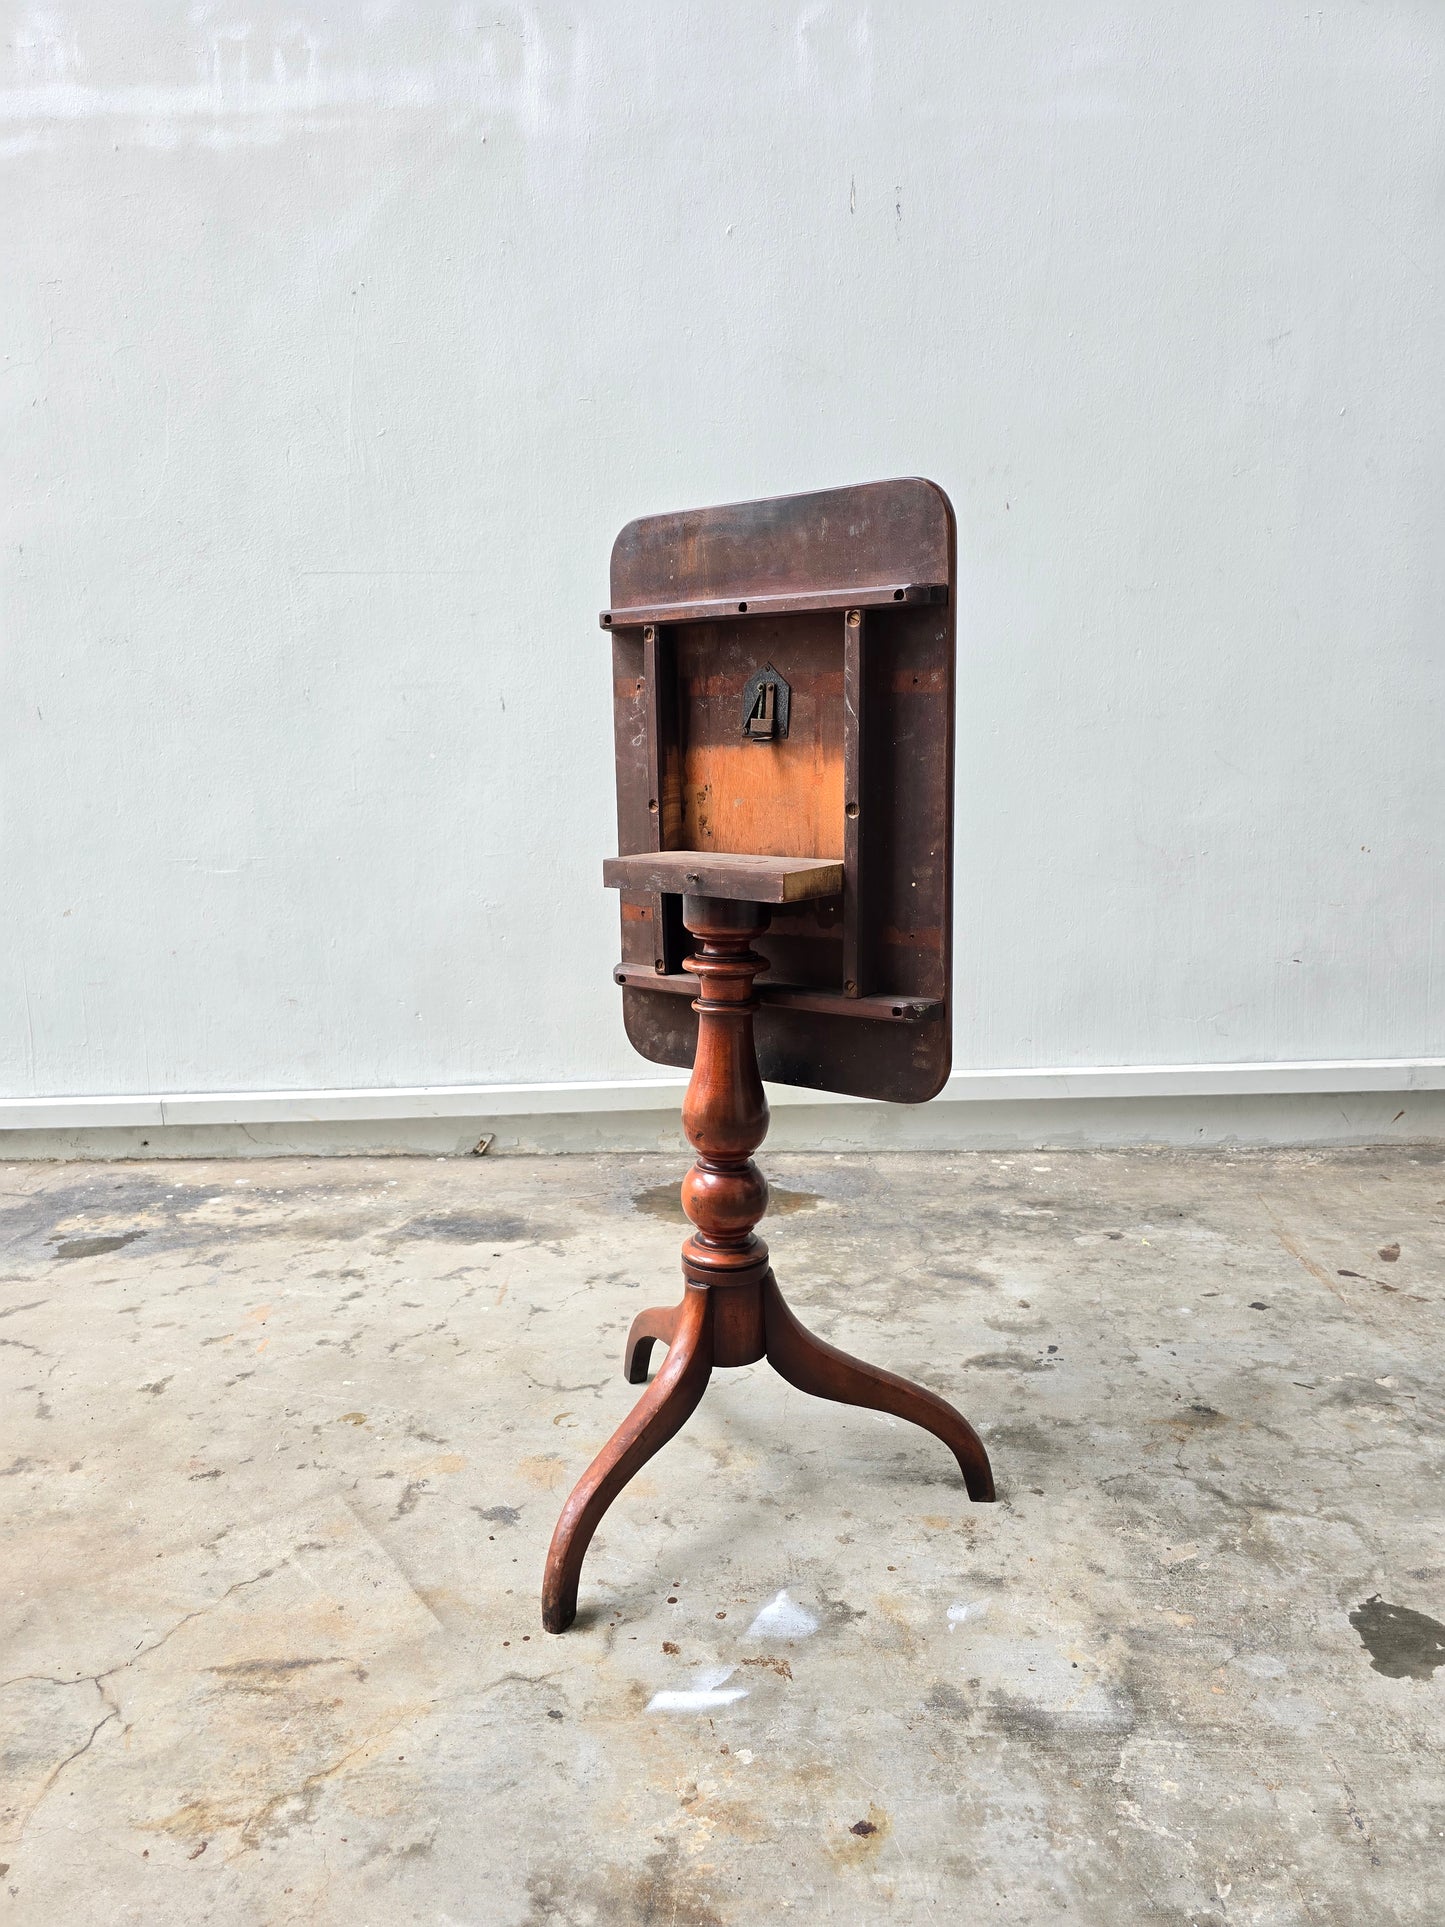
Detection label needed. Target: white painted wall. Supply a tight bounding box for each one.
[4,3,1442,1111]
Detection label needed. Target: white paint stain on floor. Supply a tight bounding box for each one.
[746,1589,820,1639]
[647,1665,748,1713]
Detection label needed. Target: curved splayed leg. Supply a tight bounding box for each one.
[762,1272,994,1502]
[543,1284,713,1634]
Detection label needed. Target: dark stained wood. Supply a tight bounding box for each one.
[610,479,951,606]
[611,627,662,978]
[542,893,992,1634]
[610,962,938,1021]
[603,851,843,904]
[641,624,685,973]
[601,580,945,627]
[841,606,869,996]
[640,622,667,975]
[623,986,951,1103]
[607,477,956,1104]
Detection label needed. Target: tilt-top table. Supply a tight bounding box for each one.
[542,479,995,1634]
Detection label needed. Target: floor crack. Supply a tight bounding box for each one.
[0,1562,281,1695]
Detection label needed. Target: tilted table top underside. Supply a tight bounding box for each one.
[605,476,957,1103]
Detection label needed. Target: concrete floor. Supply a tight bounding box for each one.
[1,1148,1442,1925]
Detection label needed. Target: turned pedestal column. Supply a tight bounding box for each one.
[541,895,993,1635]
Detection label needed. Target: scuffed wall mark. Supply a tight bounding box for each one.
[14,7,81,85]
[207,20,255,99]
[270,23,319,97]
[0,130,57,158]
[794,4,871,109]
[2,5,586,148]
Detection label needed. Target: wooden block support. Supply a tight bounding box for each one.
[603,851,844,905]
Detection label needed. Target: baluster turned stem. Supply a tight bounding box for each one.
[677,895,771,1363]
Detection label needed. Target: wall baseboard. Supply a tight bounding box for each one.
[0,1060,1440,1156]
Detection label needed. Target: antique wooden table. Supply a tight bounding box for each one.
[543,479,995,1634]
